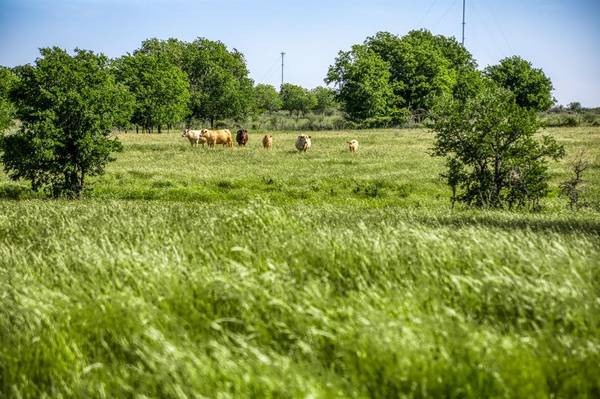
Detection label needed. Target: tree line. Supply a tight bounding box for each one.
[0,31,578,208]
[326,29,554,126]
[0,37,338,135]
[112,38,337,131]
[0,31,556,136]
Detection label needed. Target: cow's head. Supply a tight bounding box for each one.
[182,128,190,137]
[200,129,209,136]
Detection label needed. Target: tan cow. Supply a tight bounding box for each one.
[200,128,233,148]
[295,134,311,152]
[182,128,207,147]
[262,134,273,149]
[347,139,359,153]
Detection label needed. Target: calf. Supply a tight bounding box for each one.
[347,139,359,153]
[262,134,273,149]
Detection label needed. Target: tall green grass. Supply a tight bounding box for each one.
[1,127,599,397]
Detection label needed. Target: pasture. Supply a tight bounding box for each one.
[1,127,599,398]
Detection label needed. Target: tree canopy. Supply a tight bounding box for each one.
[181,38,254,126]
[280,83,317,117]
[366,30,475,112]
[326,45,394,122]
[131,37,255,127]
[311,86,338,115]
[1,48,132,197]
[253,84,282,114]
[485,56,554,112]
[0,66,17,131]
[327,29,478,124]
[114,52,190,132]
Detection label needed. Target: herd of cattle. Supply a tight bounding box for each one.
[182,128,359,153]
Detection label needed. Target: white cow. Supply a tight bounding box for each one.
[295,134,312,152]
[182,128,207,147]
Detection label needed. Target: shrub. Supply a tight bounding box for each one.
[559,150,590,210]
[429,82,564,208]
[562,115,579,127]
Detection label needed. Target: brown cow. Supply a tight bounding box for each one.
[236,129,249,146]
[200,129,233,148]
[262,134,273,149]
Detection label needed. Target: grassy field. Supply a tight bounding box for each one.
[1,127,599,398]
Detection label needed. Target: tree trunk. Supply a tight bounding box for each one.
[64,170,81,199]
[493,155,502,206]
[136,125,139,134]
[158,125,162,134]
[210,117,215,128]
[80,170,85,195]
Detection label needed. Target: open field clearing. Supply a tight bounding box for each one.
[1,127,599,397]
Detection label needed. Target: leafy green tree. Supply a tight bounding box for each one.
[429,81,564,208]
[327,30,477,124]
[137,37,187,68]
[280,83,316,118]
[326,45,395,122]
[485,56,554,112]
[365,30,476,112]
[183,38,254,127]
[0,66,17,131]
[311,86,337,115]
[253,84,282,114]
[1,48,132,198]
[132,37,255,127]
[114,52,190,132]
[452,67,484,105]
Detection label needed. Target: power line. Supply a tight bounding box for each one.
[481,1,515,55]
[418,0,439,27]
[472,0,514,58]
[435,0,459,27]
[257,56,281,83]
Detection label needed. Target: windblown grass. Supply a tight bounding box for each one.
[0,127,599,397]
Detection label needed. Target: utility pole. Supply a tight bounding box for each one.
[280,51,285,88]
[461,0,466,46]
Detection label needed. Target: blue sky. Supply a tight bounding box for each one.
[1,0,599,106]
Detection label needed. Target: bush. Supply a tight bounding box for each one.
[242,111,350,131]
[562,115,580,127]
[560,150,591,210]
[429,82,564,208]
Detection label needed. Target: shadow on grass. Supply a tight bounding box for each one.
[0,183,39,200]
[414,213,600,236]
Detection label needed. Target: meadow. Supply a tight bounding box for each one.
[1,127,599,398]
